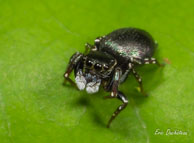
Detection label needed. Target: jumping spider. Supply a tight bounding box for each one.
[64,28,162,128]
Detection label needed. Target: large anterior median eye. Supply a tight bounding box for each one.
[86,60,93,68]
[94,63,102,71]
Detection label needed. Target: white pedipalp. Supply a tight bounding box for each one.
[75,70,102,94]
[86,79,101,94]
[75,70,87,90]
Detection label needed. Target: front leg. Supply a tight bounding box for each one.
[64,52,83,88]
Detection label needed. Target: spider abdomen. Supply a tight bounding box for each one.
[98,28,157,63]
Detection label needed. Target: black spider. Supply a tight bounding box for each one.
[64,28,163,128]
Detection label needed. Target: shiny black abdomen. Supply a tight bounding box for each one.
[98,28,157,64]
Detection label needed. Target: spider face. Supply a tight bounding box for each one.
[74,51,117,94]
[83,51,117,78]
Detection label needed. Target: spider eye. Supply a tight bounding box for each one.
[86,60,93,68]
[94,63,102,71]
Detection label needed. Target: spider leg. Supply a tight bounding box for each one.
[84,43,97,54]
[107,91,128,128]
[104,68,121,99]
[143,57,164,66]
[94,35,106,47]
[85,36,106,54]
[64,52,83,88]
[131,57,164,67]
[94,35,105,44]
[131,68,147,96]
[103,68,128,127]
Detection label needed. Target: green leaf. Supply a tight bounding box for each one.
[0,0,193,143]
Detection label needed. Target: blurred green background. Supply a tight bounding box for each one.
[0,0,193,143]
